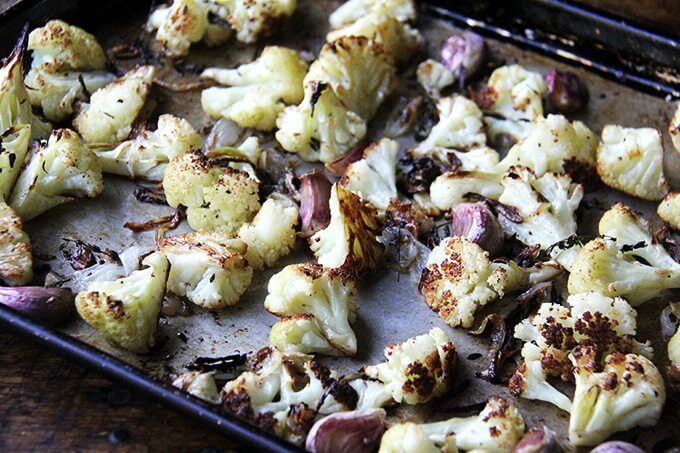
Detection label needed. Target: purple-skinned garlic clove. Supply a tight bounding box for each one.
[326,142,369,177]
[0,286,74,325]
[305,408,386,453]
[545,69,589,114]
[299,170,332,237]
[590,441,645,453]
[440,31,486,80]
[513,427,559,453]
[451,202,503,256]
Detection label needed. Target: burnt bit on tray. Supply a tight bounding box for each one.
[187,353,248,373]
[60,238,119,270]
[133,186,168,205]
[123,209,183,232]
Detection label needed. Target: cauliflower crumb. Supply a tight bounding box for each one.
[329,0,416,29]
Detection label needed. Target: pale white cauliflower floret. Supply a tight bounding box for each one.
[9,128,104,221]
[341,138,398,212]
[670,102,680,152]
[670,327,680,369]
[227,0,296,44]
[416,59,453,99]
[496,114,597,177]
[569,346,665,446]
[658,192,680,230]
[364,327,458,404]
[596,125,668,201]
[158,231,253,309]
[482,64,547,121]
[418,236,527,328]
[329,0,416,29]
[309,184,381,276]
[146,0,232,57]
[163,151,260,233]
[413,95,486,159]
[201,46,308,131]
[93,114,202,181]
[73,65,156,144]
[379,397,525,453]
[265,262,357,356]
[0,125,31,200]
[172,371,220,403]
[237,193,298,270]
[429,170,503,210]
[75,252,169,353]
[0,201,33,286]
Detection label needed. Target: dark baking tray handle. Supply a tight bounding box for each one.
[0,303,301,452]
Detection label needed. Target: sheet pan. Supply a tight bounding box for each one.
[1,0,680,450]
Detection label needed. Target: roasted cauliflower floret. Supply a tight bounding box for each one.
[568,346,665,446]
[172,371,220,403]
[163,151,260,233]
[480,64,547,121]
[265,262,357,355]
[0,39,52,139]
[9,128,103,221]
[327,13,422,65]
[364,327,457,404]
[596,125,668,201]
[419,236,528,328]
[75,252,169,353]
[275,82,366,162]
[158,231,253,309]
[413,95,486,159]
[670,102,680,152]
[28,20,106,72]
[416,59,453,99]
[146,0,232,57]
[658,192,680,231]
[568,237,680,306]
[0,201,33,286]
[670,326,680,370]
[429,170,503,210]
[341,138,398,212]
[497,167,583,269]
[73,65,156,144]
[201,46,307,131]
[496,114,597,177]
[379,397,525,453]
[309,184,381,276]
[0,125,31,200]
[93,114,202,181]
[237,193,298,270]
[227,0,296,44]
[329,0,416,29]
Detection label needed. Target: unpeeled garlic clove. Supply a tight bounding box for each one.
[440,31,486,80]
[514,427,559,453]
[545,69,589,114]
[326,142,368,177]
[451,202,503,256]
[0,286,74,324]
[299,171,332,237]
[305,409,386,453]
[590,441,645,453]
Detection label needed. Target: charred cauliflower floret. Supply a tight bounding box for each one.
[341,138,398,212]
[0,201,33,286]
[596,125,668,201]
[497,166,583,269]
[0,125,31,200]
[670,102,680,152]
[9,128,103,221]
[658,192,680,230]
[163,151,260,233]
[669,326,680,372]
[275,81,366,162]
[364,327,457,404]
[568,237,680,306]
[75,252,169,353]
[496,114,597,177]
[413,95,486,159]
[568,346,665,446]
[226,0,296,44]
[379,397,525,453]
[480,64,547,121]
[26,20,114,121]
[237,193,298,270]
[416,59,453,99]
[93,114,202,181]
[265,262,357,356]
[429,170,503,210]
[73,65,156,144]
[419,236,528,328]
[309,184,381,277]
[327,13,422,65]
[329,0,416,29]
[146,0,232,58]
[158,231,253,309]
[201,46,308,131]
[172,371,220,403]
[0,39,52,139]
